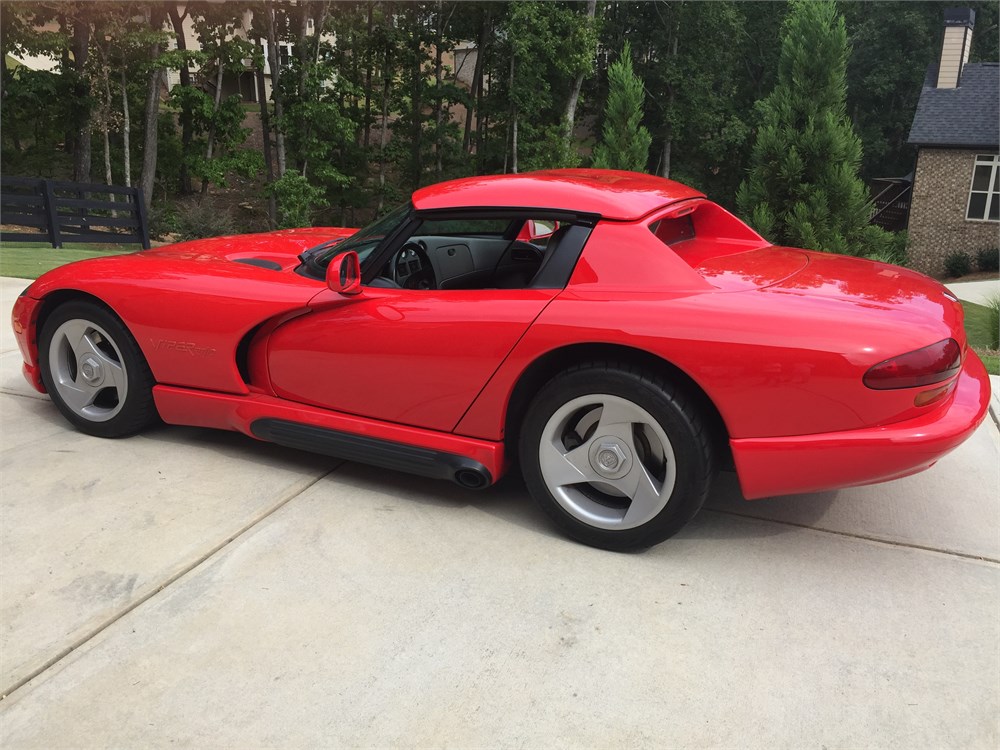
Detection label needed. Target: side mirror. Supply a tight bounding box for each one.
[326,251,362,295]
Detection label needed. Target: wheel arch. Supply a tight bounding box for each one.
[503,343,732,467]
[35,289,122,345]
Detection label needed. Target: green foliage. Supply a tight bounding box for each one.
[964,298,1000,365]
[591,43,651,172]
[985,295,1000,351]
[504,0,598,171]
[174,200,235,241]
[267,172,326,229]
[0,66,73,176]
[737,1,872,254]
[975,247,999,273]
[943,250,972,279]
[857,227,908,265]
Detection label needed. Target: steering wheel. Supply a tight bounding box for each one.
[392,240,436,290]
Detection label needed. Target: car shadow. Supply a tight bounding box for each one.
[36,412,844,550]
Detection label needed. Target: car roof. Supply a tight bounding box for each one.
[411,169,705,221]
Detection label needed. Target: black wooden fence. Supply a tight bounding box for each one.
[0,176,150,249]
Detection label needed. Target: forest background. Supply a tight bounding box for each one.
[1,0,997,250]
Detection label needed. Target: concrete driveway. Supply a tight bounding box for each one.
[1,274,997,748]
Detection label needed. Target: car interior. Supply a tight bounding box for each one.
[369,217,573,291]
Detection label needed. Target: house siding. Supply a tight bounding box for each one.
[907,147,999,276]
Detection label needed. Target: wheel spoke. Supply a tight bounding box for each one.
[597,398,642,434]
[58,379,101,413]
[539,439,598,487]
[620,463,665,526]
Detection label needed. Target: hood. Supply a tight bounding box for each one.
[142,227,358,272]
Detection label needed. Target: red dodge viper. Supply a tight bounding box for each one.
[11,170,991,550]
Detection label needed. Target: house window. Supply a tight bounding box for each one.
[966,154,999,222]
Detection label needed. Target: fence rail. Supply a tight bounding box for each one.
[0,176,150,249]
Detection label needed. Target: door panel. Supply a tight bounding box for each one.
[267,287,557,432]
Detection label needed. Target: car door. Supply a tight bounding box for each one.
[265,286,558,432]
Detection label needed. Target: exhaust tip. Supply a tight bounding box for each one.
[455,468,490,490]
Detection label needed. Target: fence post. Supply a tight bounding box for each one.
[41,179,62,249]
[134,188,151,249]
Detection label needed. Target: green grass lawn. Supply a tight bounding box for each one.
[0,242,140,280]
[963,299,1000,375]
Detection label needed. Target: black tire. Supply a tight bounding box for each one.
[518,362,715,551]
[38,300,158,438]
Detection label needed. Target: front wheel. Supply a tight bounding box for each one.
[519,363,715,551]
[38,300,158,438]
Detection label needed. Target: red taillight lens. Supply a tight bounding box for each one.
[863,338,962,390]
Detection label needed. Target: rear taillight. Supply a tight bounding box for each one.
[863,338,962,390]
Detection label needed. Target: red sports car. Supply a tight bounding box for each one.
[10,170,991,550]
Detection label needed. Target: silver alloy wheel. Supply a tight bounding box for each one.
[48,318,128,422]
[538,394,677,530]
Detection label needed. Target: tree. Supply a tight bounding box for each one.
[736,0,872,255]
[591,42,650,172]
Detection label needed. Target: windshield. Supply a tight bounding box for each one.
[302,202,412,277]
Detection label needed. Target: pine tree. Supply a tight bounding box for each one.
[591,42,651,172]
[736,0,872,254]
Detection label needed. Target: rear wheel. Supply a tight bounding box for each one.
[38,300,157,438]
[519,363,715,551]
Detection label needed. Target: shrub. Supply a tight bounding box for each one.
[175,201,235,241]
[943,250,972,278]
[859,227,907,265]
[986,293,1000,351]
[148,203,179,240]
[975,247,999,273]
[267,172,326,229]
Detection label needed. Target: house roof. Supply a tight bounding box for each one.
[908,63,1000,148]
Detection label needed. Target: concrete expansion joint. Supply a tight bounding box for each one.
[703,508,1000,565]
[0,463,343,701]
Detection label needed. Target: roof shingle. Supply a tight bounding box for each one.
[908,63,1000,148]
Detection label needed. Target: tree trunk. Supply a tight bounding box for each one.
[660,33,678,179]
[509,55,517,174]
[140,7,165,213]
[121,67,131,188]
[200,48,226,196]
[562,0,596,145]
[363,3,374,149]
[58,13,71,154]
[72,14,92,183]
[265,1,287,177]
[101,52,113,187]
[256,40,277,228]
[410,28,423,188]
[167,4,192,193]
[297,1,310,98]
[312,2,329,65]
[463,8,489,154]
[434,1,444,175]
[377,44,390,214]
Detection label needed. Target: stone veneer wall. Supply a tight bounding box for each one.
[907,147,999,277]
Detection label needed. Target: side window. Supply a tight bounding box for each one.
[377,214,571,291]
[966,154,999,222]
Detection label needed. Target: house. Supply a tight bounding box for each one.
[906,7,999,277]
